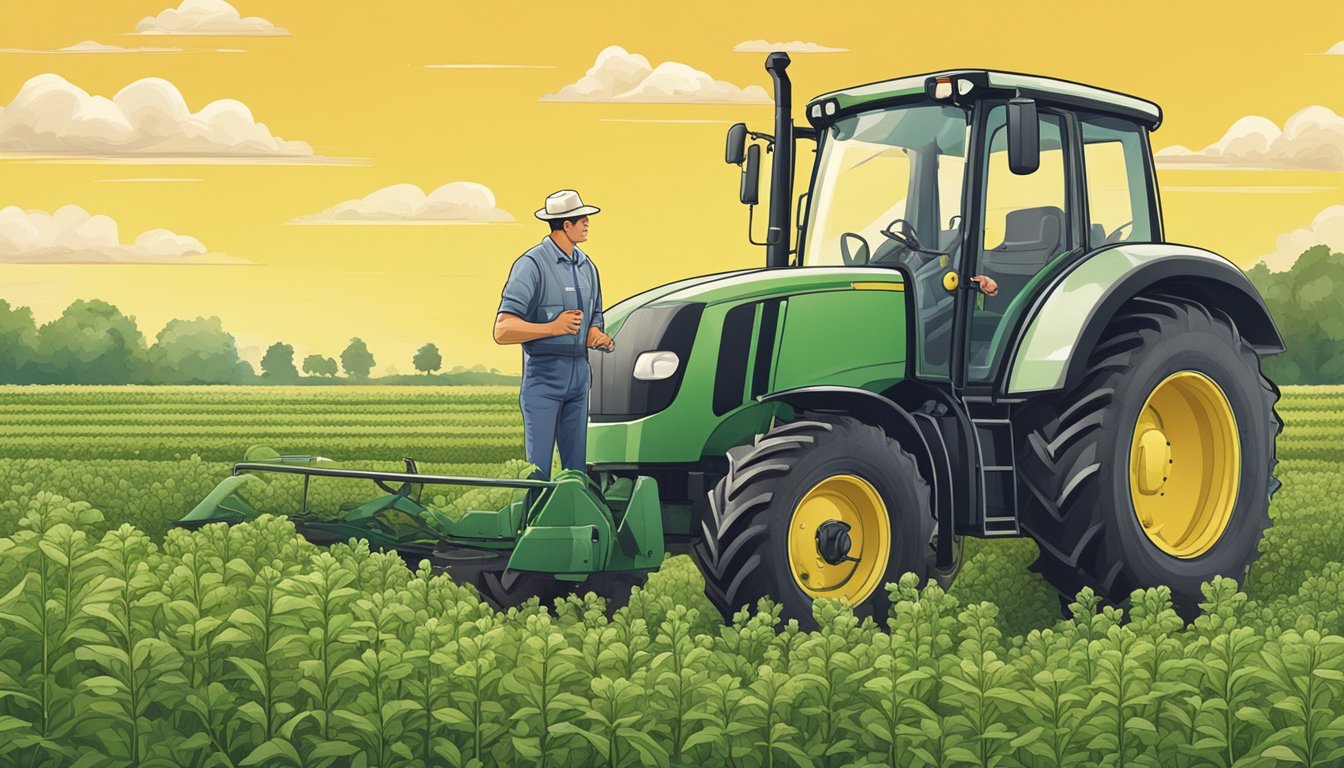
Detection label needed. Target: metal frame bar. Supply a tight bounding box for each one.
[231,462,556,490]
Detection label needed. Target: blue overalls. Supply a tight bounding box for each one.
[497,238,603,481]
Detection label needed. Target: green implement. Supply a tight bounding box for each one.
[177,444,664,596]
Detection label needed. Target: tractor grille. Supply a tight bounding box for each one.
[589,302,704,421]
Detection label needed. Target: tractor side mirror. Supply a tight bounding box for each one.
[740,144,760,205]
[1007,98,1040,175]
[726,123,748,165]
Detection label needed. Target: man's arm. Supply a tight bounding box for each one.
[585,262,613,350]
[495,311,579,344]
[495,254,558,345]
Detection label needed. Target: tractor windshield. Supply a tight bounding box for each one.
[801,103,970,270]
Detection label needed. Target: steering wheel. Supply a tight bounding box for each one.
[1103,220,1134,245]
[879,218,923,250]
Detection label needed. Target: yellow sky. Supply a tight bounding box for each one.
[1,0,1341,374]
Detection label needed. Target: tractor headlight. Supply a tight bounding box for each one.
[633,351,680,381]
[590,301,703,421]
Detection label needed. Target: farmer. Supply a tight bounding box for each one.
[494,189,614,482]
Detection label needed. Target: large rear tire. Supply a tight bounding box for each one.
[1018,295,1281,621]
[692,415,934,629]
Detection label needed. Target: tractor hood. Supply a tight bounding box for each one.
[604,266,905,335]
[590,266,907,424]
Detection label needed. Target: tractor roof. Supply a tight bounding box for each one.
[807,69,1162,130]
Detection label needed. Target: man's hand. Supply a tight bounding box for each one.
[971,275,999,297]
[587,326,615,351]
[550,310,583,336]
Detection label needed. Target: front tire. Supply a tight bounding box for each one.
[692,415,934,629]
[1018,295,1281,621]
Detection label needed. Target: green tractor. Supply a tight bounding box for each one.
[180,53,1282,626]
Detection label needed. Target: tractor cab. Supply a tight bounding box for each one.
[730,66,1165,396]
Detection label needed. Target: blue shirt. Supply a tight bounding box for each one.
[497,237,604,358]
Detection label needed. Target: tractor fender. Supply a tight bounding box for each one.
[758,386,944,518]
[1004,243,1284,395]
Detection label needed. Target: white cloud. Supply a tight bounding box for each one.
[733,39,848,53]
[0,40,185,54]
[0,73,326,162]
[541,46,770,103]
[0,204,251,265]
[1155,105,1344,170]
[1257,206,1344,271]
[1326,41,1344,54]
[290,182,515,224]
[135,0,288,36]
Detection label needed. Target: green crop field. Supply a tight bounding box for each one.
[3,384,1344,767]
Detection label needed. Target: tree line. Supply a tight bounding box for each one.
[0,298,499,384]
[0,244,1333,385]
[1246,244,1344,385]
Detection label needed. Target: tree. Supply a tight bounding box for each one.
[0,299,39,383]
[32,299,147,384]
[303,354,338,377]
[1246,244,1344,384]
[147,316,251,384]
[412,343,442,375]
[340,337,375,380]
[260,342,299,380]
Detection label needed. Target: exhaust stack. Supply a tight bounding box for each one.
[764,52,793,269]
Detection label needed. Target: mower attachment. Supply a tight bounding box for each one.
[175,446,664,577]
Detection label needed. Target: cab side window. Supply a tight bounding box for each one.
[967,107,1070,381]
[1081,116,1155,248]
[979,111,1068,302]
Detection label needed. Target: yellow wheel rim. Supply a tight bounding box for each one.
[1128,371,1241,558]
[787,474,891,603]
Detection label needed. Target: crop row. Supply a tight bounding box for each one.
[24,420,1344,443]
[0,424,523,438]
[0,411,521,426]
[3,496,1344,768]
[0,384,518,405]
[0,435,524,463]
[0,447,1325,645]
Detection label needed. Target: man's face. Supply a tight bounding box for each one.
[562,216,590,244]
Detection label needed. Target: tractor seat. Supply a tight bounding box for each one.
[982,206,1065,277]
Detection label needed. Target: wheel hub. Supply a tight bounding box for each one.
[815,520,854,565]
[787,474,891,604]
[1134,425,1171,497]
[1128,371,1241,558]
